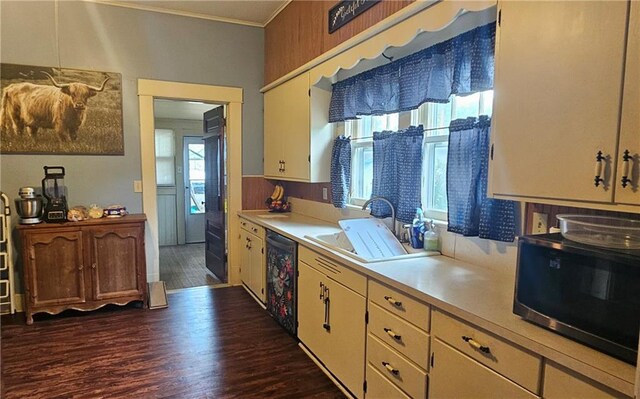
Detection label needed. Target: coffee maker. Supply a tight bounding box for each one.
[42,166,68,223]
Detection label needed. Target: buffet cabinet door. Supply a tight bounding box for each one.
[84,225,145,301]
[24,230,86,307]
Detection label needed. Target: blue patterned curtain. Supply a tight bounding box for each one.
[330,136,351,208]
[446,116,516,242]
[370,125,423,224]
[329,23,496,122]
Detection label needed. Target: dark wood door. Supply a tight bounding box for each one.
[203,106,227,282]
[85,225,144,300]
[25,231,86,307]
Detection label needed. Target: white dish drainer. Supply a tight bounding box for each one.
[0,192,16,314]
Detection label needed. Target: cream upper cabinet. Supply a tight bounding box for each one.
[489,1,631,205]
[616,1,640,206]
[263,72,333,182]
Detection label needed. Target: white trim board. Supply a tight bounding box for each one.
[138,79,243,286]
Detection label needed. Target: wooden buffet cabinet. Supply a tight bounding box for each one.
[17,214,148,325]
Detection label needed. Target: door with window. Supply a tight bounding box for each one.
[183,136,205,243]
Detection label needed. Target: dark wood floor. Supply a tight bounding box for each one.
[159,243,222,290]
[1,286,344,399]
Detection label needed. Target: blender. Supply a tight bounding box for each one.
[42,166,68,223]
[14,187,44,224]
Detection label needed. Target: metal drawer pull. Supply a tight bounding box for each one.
[384,295,402,307]
[382,361,399,375]
[594,151,605,187]
[621,149,632,188]
[462,336,491,353]
[383,327,401,340]
[252,227,258,233]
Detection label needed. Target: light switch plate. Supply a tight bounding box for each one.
[322,187,328,200]
[134,180,143,193]
[532,212,548,234]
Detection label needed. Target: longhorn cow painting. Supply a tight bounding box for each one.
[0,64,123,155]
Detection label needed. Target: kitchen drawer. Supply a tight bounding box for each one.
[432,309,541,394]
[239,218,264,237]
[367,333,428,399]
[366,363,411,399]
[543,361,631,399]
[369,302,430,369]
[299,246,366,295]
[369,279,430,331]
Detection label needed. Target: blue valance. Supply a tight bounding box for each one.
[329,23,496,123]
[330,136,351,208]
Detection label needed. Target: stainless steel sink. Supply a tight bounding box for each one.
[304,231,439,263]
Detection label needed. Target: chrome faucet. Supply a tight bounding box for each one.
[362,196,397,239]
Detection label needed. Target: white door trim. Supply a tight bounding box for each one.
[138,79,243,285]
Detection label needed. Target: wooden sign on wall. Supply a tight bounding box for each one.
[328,0,381,33]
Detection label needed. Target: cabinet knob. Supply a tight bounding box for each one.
[91,263,96,269]
[621,149,632,188]
[382,361,400,375]
[78,265,84,271]
[384,295,402,307]
[383,327,402,341]
[462,335,491,353]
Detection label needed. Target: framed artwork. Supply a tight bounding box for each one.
[328,0,381,34]
[0,63,124,155]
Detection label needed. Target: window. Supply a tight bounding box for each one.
[155,129,175,186]
[344,90,494,219]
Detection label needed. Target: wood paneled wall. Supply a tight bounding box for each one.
[524,203,640,235]
[242,176,332,210]
[265,0,413,85]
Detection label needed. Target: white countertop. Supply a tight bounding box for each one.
[239,210,636,396]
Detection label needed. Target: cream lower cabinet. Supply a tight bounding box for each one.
[365,280,430,399]
[489,0,640,208]
[297,246,367,398]
[543,361,632,399]
[263,71,333,182]
[239,219,265,303]
[429,309,541,399]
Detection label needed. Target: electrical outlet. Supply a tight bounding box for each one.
[134,180,143,193]
[322,187,328,200]
[532,212,548,234]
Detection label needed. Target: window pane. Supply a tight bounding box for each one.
[351,145,373,200]
[155,129,175,157]
[481,90,494,116]
[426,102,452,132]
[431,143,448,212]
[187,143,205,214]
[156,158,175,186]
[453,93,480,119]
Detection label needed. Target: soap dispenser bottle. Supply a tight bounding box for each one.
[410,208,425,249]
[423,220,439,252]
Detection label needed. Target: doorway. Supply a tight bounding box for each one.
[152,98,227,290]
[138,79,243,288]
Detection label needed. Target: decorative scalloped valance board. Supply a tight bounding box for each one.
[261,0,497,93]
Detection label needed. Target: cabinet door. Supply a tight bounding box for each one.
[543,361,630,399]
[240,229,251,286]
[430,339,538,399]
[616,1,640,206]
[25,231,86,306]
[249,234,265,302]
[489,1,628,203]
[86,225,144,300]
[297,261,328,357]
[264,72,311,181]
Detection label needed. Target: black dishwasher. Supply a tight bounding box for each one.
[265,230,298,336]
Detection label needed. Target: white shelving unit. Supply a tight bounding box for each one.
[0,192,16,314]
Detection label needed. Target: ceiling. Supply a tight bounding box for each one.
[98,0,290,27]
[154,99,219,121]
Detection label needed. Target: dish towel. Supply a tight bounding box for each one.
[446,116,516,242]
[331,136,351,208]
